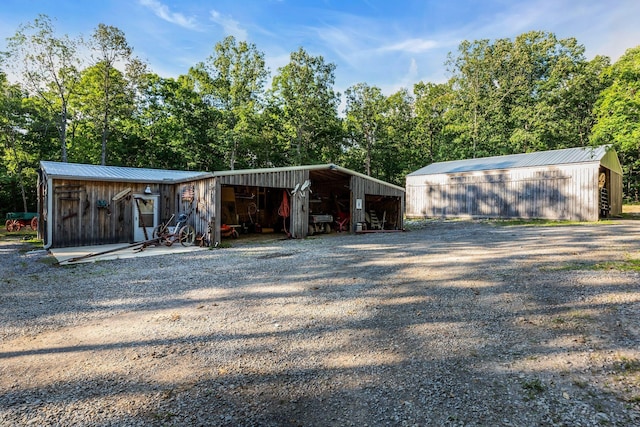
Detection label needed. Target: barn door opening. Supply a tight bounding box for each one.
[599,168,610,219]
[133,194,158,242]
[365,195,401,230]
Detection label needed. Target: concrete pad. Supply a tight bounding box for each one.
[50,242,207,265]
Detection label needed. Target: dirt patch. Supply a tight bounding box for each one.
[1,220,639,426]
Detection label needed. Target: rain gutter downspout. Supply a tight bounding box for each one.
[43,174,53,250]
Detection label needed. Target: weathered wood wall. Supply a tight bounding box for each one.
[609,171,623,216]
[350,175,405,230]
[213,170,308,243]
[42,166,406,248]
[176,178,215,244]
[46,178,170,247]
[406,164,615,221]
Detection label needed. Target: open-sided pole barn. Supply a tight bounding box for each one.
[208,164,405,244]
[38,162,404,249]
[405,146,622,221]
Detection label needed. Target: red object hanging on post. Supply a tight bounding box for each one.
[278,190,290,237]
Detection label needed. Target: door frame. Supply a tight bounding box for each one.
[133,194,159,242]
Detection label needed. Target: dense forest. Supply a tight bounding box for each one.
[1,15,639,215]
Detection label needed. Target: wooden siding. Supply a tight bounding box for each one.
[46,179,165,247]
[350,175,405,230]
[41,165,406,247]
[177,178,216,244]
[42,177,216,248]
[212,170,309,243]
[609,171,623,216]
[406,164,606,221]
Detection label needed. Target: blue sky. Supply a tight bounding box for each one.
[2,0,639,98]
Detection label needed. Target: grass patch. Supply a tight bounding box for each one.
[593,258,640,271]
[522,377,547,400]
[0,228,38,240]
[491,218,583,227]
[19,238,44,252]
[544,254,640,272]
[618,213,640,220]
[541,261,595,271]
[214,241,233,249]
[1,229,44,252]
[617,356,640,373]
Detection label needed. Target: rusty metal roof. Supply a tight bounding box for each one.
[40,161,213,184]
[408,146,614,176]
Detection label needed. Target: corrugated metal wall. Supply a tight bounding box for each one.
[406,164,608,221]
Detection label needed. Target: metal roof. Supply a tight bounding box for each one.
[408,146,612,176]
[40,161,405,192]
[40,161,213,184]
[215,163,406,192]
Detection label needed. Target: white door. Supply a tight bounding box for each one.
[133,195,158,242]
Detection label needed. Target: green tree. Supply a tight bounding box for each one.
[343,83,386,176]
[71,63,133,164]
[128,72,223,171]
[506,32,603,152]
[87,23,136,165]
[412,81,453,165]
[378,89,414,186]
[0,73,56,214]
[270,47,341,165]
[257,101,290,167]
[591,46,640,199]
[446,38,494,158]
[552,55,610,148]
[6,15,82,162]
[123,73,181,168]
[446,31,601,158]
[0,73,30,212]
[190,36,268,170]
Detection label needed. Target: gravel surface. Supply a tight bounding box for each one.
[1,220,640,426]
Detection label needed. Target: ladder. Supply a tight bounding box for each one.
[599,187,610,218]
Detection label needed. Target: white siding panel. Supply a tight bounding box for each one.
[405,164,602,221]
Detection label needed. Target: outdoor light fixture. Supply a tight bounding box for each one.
[144,185,152,194]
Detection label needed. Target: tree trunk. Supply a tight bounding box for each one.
[60,103,68,162]
[101,108,109,165]
[7,131,29,211]
[101,67,111,166]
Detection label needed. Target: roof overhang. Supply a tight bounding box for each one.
[40,161,213,184]
[214,163,405,192]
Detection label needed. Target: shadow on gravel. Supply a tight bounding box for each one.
[1,220,639,425]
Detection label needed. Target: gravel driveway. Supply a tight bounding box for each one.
[1,220,639,426]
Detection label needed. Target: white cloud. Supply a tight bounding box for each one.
[264,51,292,74]
[210,9,248,41]
[376,58,423,96]
[139,0,198,30]
[379,38,438,54]
[408,58,418,78]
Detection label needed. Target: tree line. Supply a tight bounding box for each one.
[1,14,639,215]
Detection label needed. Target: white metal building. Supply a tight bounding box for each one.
[405,146,623,221]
